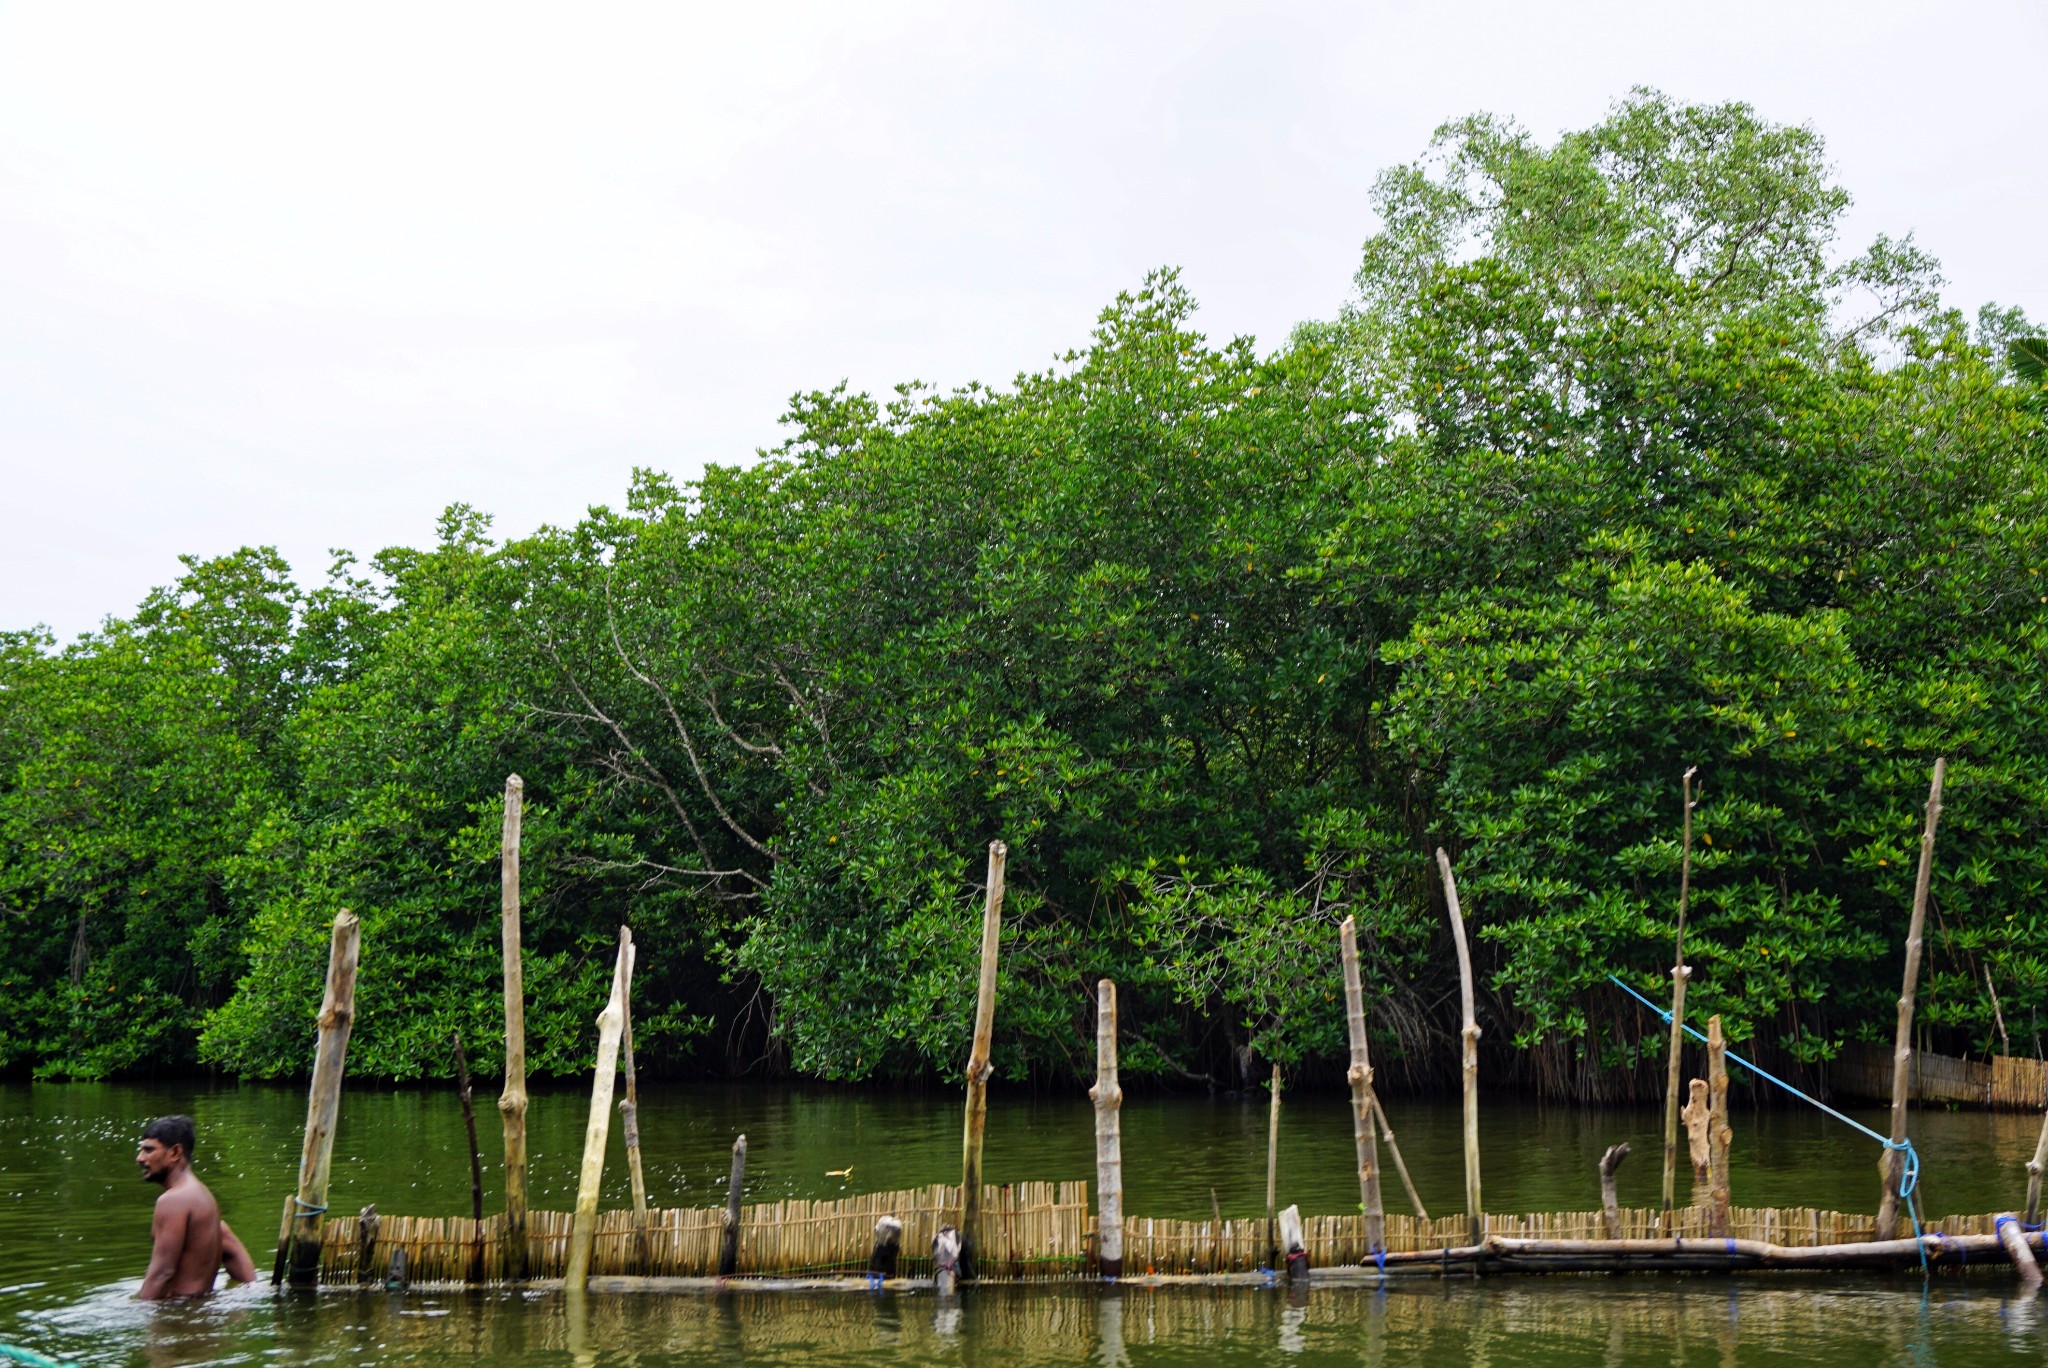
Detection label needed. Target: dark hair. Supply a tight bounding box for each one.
[143,1115,197,1159]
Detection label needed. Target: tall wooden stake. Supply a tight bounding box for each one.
[1878,757,1946,1239]
[1370,1095,1429,1221]
[958,839,1006,1281]
[1339,916,1385,1250]
[497,773,530,1280]
[1265,1064,1282,1269]
[2027,1107,2048,1226]
[279,910,361,1286]
[618,938,651,1272]
[1437,849,1483,1244]
[1089,977,1125,1279]
[564,928,633,1288]
[719,1135,747,1275]
[1707,1015,1732,1237]
[451,1033,484,1221]
[1661,766,1699,1236]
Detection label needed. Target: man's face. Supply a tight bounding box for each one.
[136,1137,182,1185]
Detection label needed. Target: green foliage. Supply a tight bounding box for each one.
[2,90,2042,1092]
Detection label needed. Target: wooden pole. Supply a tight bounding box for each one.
[1681,1078,1711,1204]
[1437,848,1483,1245]
[1265,1064,1281,1269]
[1999,1213,2045,1287]
[279,909,362,1287]
[564,928,633,1288]
[868,1216,903,1278]
[958,839,1006,1281]
[1878,758,1946,1240]
[2026,1106,2048,1226]
[450,1033,484,1221]
[618,938,651,1273]
[1598,1143,1631,1240]
[1089,977,1124,1279]
[1987,966,2012,1059]
[719,1135,748,1275]
[1707,1015,1732,1237]
[1277,1204,1307,1280]
[1338,916,1385,1251]
[1369,1095,1428,1221]
[1662,766,1699,1236]
[497,773,530,1280]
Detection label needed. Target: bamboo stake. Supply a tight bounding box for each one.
[618,938,651,1273]
[279,909,361,1287]
[1338,916,1385,1251]
[719,1135,747,1275]
[2026,1107,2048,1226]
[1265,1065,1281,1269]
[1437,848,1483,1245]
[451,1033,484,1222]
[959,839,1006,1281]
[1987,966,2012,1059]
[1369,1095,1428,1221]
[1598,1143,1630,1240]
[565,928,633,1288]
[497,773,530,1280]
[1662,766,1699,1236]
[1089,977,1125,1278]
[1878,758,1945,1240]
[1707,1015,1732,1237]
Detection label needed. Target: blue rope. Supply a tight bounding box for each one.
[1607,973,1932,1273]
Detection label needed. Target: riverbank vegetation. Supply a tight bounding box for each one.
[3,91,2043,1093]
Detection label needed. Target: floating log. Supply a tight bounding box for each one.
[1436,849,1483,1245]
[1338,916,1385,1251]
[1998,1213,2044,1287]
[868,1217,903,1278]
[618,937,651,1273]
[719,1135,748,1275]
[1878,757,1945,1240]
[565,929,633,1288]
[958,839,1006,1280]
[1265,1065,1281,1268]
[1661,767,1699,1235]
[1708,1014,1732,1237]
[1089,977,1124,1279]
[279,909,362,1288]
[1598,1143,1630,1239]
[498,773,530,1281]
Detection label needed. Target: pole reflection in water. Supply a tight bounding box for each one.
[1097,1288,1129,1368]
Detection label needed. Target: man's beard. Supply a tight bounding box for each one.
[143,1166,169,1185]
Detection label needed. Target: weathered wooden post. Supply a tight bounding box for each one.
[1998,1213,2045,1287]
[1681,1079,1711,1203]
[279,909,362,1286]
[618,938,651,1273]
[958,839,1006,1281]
[1277,1204,1307,1280]
[497,773,530,1280]
[1661,767,1699,1236]
[1090,977,1125,1279]
[719,1135,747,1275]
[1877,758,1945,1240]
[1338,916,1385,1251]
[1707,1015,1732,1237]
[1265,1064,1282,1269]
[564,928,633,1288]
[1436,849,1483,1245]
[355,1205,380,1285]
[1598,1143,1630,1240]
[868,1216,903,1279]
[1370,1096,1429,1221]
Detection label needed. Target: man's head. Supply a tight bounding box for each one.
[137,1115,197,1185]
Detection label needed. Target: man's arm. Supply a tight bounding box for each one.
[218,1219,257,1284]
[138,1199,187,1301]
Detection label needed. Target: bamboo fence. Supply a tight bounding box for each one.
[314,1188,2033,1286]
[1833,1044,2048,1110]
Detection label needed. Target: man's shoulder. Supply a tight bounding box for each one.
[157,1177,218,1214]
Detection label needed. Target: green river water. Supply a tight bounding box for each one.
[3,1080,2046,1364]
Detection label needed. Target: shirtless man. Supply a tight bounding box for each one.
[135,1115,257,1299]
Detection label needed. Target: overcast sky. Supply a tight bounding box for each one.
[3,1,2043,641]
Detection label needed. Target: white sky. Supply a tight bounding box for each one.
[3,1,2043,641]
